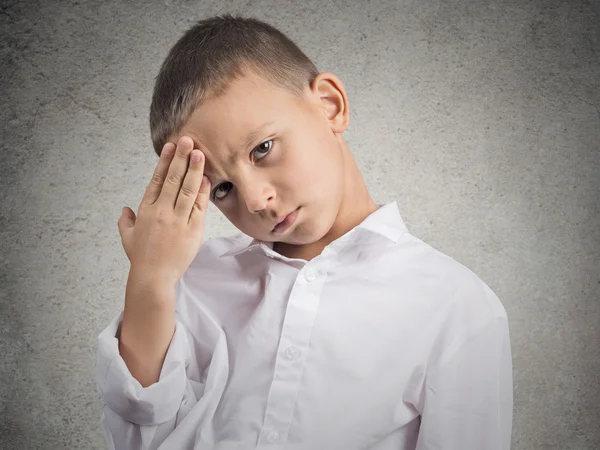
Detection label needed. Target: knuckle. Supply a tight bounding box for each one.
[166,171,183,185]
[180,184,197,198]
[154,208,170,224]
[193,200,206,212]
[176,145,191,158]
[150,172,164,185]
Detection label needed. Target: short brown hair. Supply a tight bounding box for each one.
[149,13,320,157]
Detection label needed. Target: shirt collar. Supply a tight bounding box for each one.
[219,200,407,258]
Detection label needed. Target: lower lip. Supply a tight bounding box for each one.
[272,207,300,234]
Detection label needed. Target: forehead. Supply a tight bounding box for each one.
[168,72,306,173]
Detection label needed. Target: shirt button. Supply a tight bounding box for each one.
[304,270,315,282]
[285,346,300,360]
[267,430,279,442]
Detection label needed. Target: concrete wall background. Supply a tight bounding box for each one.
[1,0,598,448]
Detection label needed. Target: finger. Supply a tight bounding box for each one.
[190,174,211,225]
[141,142,176,206]
[175,148,206,217]
[159,136,195,209]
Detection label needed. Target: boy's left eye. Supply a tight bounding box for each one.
[253,140,273,160]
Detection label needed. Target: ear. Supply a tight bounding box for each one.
[309,72,350,134]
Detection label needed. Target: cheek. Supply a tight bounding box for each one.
[283,117,340,189]
[284,146,325,187]
[286,152,339,200]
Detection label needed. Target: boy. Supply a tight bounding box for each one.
[96,13,513,450]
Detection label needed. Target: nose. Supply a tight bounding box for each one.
[241,181,275,214]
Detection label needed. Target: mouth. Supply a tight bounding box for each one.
[272,207,300,234]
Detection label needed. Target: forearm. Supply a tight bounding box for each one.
[119,272,176,388]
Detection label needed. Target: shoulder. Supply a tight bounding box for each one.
[396,233,508,324]
[393,235,510,373]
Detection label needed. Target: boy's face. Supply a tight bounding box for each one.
[167,68,349,246]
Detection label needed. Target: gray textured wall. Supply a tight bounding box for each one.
[1,0,598,449]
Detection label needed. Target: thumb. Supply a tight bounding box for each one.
[117,206,136,235]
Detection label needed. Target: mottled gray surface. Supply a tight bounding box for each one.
[1,0,598,449]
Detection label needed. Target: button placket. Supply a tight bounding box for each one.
[260,260,331,445]
[266,430,279,443]
[285,346,300,360]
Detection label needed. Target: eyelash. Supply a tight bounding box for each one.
[210,140,274,202]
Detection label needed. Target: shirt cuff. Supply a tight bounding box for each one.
[95,310,190,426]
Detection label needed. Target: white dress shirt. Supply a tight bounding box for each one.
[96,201,513,450]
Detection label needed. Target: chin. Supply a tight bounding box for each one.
[288,219,332,247]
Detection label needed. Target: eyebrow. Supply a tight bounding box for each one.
[205,120,276,180]
[242,120,276,151]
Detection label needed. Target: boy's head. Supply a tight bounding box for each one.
[149,14,375,255]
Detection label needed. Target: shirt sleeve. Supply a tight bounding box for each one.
[95,309,204,449]
[415,315,513,450]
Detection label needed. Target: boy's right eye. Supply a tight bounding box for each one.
[212,182,233,201]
